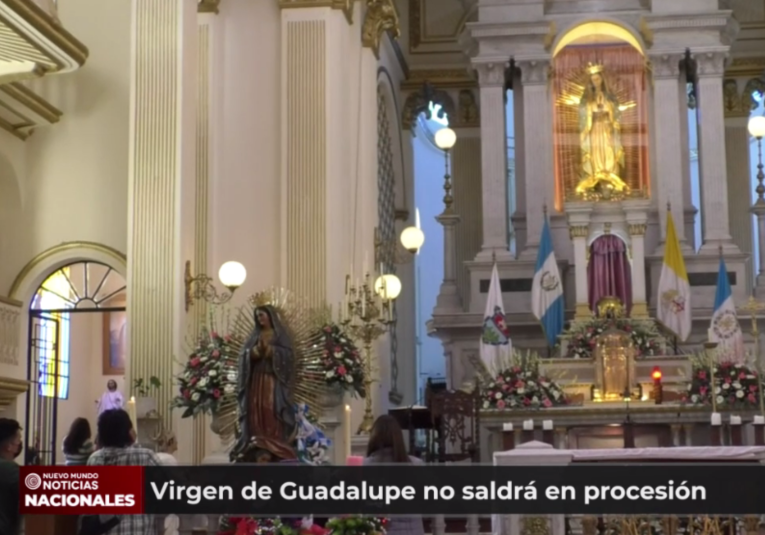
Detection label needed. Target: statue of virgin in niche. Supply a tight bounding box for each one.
[576,63,628,195]
[231,305,297,462]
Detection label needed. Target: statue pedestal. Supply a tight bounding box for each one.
[201,451,231,465]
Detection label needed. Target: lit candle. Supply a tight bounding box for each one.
[127,396,137,426]
[711,412,722,426]
[523,420,534,431]
[502,423,513,432]
[543,420,553,431]
[754,415,765,425]
[730,415,742,425]
[346,455,364,466]
[344,405,352,460]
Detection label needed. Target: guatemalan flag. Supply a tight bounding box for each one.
[710,257,744,363]
[479,260,512,375]
[531,218,565,347]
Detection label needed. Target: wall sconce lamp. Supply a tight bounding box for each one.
[184,260,247,312]
[374,225,425,266]
[434,126,457,212]
[373,273,403,302]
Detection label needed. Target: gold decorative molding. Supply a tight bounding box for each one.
[569,225,589,239]
[197,0,220,13]
[456,89,479,128]
[9,241,127,299]
[279,0,356,24]
[628,223,647,236]
[521,517,549,535]
[0,81,62,140]
[361,0,400,59]
[638,17,654,49]
[725,56,765,78]
[401,69,476,90]
[543,21,557,52]
[401,85,455,130]
[0,0,88,73]
[0,376,28,408]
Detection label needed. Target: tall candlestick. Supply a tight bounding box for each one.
[711,412,722,426]
[127,396,137,427]
[344,405,352,460]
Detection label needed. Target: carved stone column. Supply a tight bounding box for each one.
[648,53,688,251]
[694,51,739,253]
[723,79,754,291]
[127,0,198,461]
[624,200,651,318]
[473,61,510,260]
[517,59,554,259]
[566,202,593,319]
[435,212,463,313]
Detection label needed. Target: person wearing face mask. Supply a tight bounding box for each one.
[0,418,23,535]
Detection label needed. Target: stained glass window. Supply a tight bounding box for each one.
[34,270,72,399]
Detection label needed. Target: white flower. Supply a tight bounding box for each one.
[325,371,335,378]
[208,370,217,377]
[517,388,525,395]
[191,392,200,401]
[717,395,724,404]
[716,386,722,394]
[483,401,489,408]
[227,373,236,381]
[224,384,235,394]
[732,382,742,390]
[736,390,744,398]
[527,381,536,388]
[532,396,539,404]
[495,392,503,399]
[345,375,353,382]
[723,383,730,390]
[199,378,208,387]
[691,394,699,403]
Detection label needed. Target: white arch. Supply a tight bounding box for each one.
[9,242,127,305]
[552,18,646,58]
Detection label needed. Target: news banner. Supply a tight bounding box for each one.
[18,464,765,516]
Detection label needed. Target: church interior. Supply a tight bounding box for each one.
[3,0,765,530]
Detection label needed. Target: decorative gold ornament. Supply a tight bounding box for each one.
[568,225,589,240]
[596,296,625,319]
[361,0,400,59]
[521,517,549,535]
[585,62,604,76]
[456,89,479,127]
[628,223,647,236]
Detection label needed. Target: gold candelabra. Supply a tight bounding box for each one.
[339,273,395,434]
[740,295,765,415]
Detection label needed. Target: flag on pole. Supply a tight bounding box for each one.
[531,218,564,347]
[480,260,512,375]
[657,209,692,341]
[710,256,744,362]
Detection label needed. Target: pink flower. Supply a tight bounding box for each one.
[699,386,708,395]
[182,389,190,399]
[190,357,201,368]
[748,393,757,403]
[496,400,506,409]
[739,372,747,380]
[213,389,221,399]
[190,377,198,385]
[542,399,552,407]
[224,334,231,342]
[698,371,707,380]
[502,384,510,391]
[337,365,347,376]
[212,350,220,358]
[211,331,218,338]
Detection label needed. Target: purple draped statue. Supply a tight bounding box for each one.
[588,234,632,314]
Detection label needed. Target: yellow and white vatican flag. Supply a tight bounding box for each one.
[657,210,692,341]
[479,261,512,376]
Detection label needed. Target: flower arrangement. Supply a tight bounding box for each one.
[565,318,662,359]
[171,328,238,418]
[295,403,332,465]
[317,323,366,397]
[325,516,389,535]
[683,359,762,408]
[218,516,327,535]
[480,352,568,410]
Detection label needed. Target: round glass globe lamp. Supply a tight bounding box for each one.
[374,274,402,301]
[400,226,425,252]
[749,115,765,139]
[218,261,247,289]
[434,127,457,150]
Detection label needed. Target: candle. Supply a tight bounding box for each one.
[708,328,714,341]
[346,455,364,466]
[543,420,553,431]
[523,420,534,431]
[344,405,352,460]
[127,396,137,426]
[363,251,368,275]
[502,423,513,432]
[754,415,765,425]
[730,415,742,425]
[711,412,722,426]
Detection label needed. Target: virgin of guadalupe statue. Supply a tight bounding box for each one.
[232,305,297,462]
[576,63,628,195]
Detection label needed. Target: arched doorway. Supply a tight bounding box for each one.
[26,261,126,465]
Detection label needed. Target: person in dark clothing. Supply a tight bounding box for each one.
[0,418,23,535]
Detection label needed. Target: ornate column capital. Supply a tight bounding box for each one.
[628,223,647,236]
[198,0,220,13]
[516,59,550,85]
[454,89,479,128]
[569,225,589,240]
[279,0,357,24]
[648,53,683,79]
[693,51,728,78]
[472,61,507,87]
[361,0,400,58]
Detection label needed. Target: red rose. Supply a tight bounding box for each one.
[190,377,198,385]
[496,400,506,409]
[211,331,218,338]
[182,389,190,399]
[212,350,220,358]
[190,357,201,368]
[213,389,221,399]
[338,366,347,376]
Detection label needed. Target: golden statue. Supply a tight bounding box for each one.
[597,296,625,319]
[576,63,629,196]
